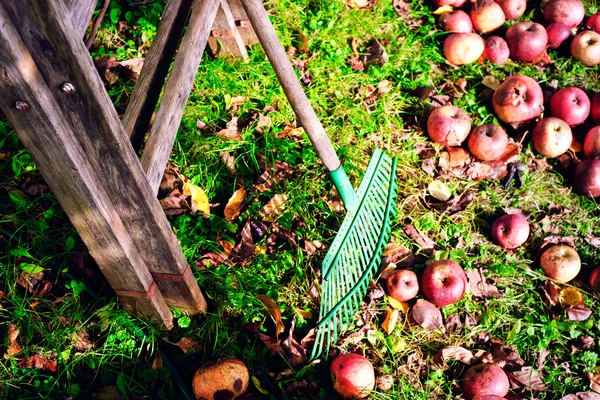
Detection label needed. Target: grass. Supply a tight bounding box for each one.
[2,0,600,398]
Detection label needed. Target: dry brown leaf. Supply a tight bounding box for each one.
[433,346,475,368]
[561,393,600,400]
[224,187,247,221]
[482,75,502,90]
[543,280,562,306]
[259,194,288,222]
[410,299,443,330]
[559,287,585,309]
[511,366,548,391]
[257,294,285,338]
[227,96,246,110]
[465,268,502,299]
[381,308,399,334]
[151,351,163,369]
[378,80,392,94]
[118,57,144,78]
[403,225,435,254]
[590,370,600,393]
[255,113,272,134]
[220,152,237,175]
[5,324,21,358]
[388,296,410,313]
[439,147,470,171]
[382,244,417,268]
[172,337,199,353]
[296,308,313,320]
[567,306,592,321]
[259,333,285,356]
[215,117,242,141]
[17,354,57,372]
[161,189,189,215]
[279,125,305,139]
[230,221,256,262]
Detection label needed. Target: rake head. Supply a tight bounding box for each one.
[310,148,398,360]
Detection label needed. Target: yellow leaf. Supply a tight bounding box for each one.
[387,296,410,313]
[183,182,210,214]
[296,308,313,319]
[433,4,454,14]
[559,287,585,309]
[259,194,288,222]
[381,308,399,334]
[252,376,269,394]
[428,180,452,201]
[224,187,247,221]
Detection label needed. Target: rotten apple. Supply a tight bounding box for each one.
[571,30,600,67]
[331,353,375,399]
[461,363,510,400]
[587,12,600,33]
[583,126,600,159]
[572,159,600,198]
[386,269,419,302]
[505,21,548,62]
[484,36,510,64]
[490,214,530,249]
[549,87,590,126]
[592,93,600,123]
[467,124,508,161]
[420,259,467,307]
[427,105,472,146]
[531,117,573,158]
[443,33,486,65]
[496,0,526,20]
[192,358,249,400]
[546,22,572,49]
[470,0,506,34]
[492,75,544,124]
[540,244,581,283]
[439,10,473,33]
[543,0,585,28]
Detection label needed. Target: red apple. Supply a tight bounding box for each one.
[439,10,473,33]
[546,22,572,49]
[386,269,419,302]
[592,93,600,123]
[589,265,600,291]
[543,0,585,28]
[420,259,467,307]
[571,30,600,66]
[492,75,544,124]
[583,126,600,159]
[531,117,573,157]
[540,244,581,283]
[427,105,472,146]
[572,159,600,198]
[443,33,485,65]
[461,364,510,400]
[483,36,510,64]
[433,0,467,8]
[490,214,530,249]
[496,0,526,20]
[549,87,591,126]
[331,354,375,399]
[587,12,600,33]
[470,0,506,34]
[468,124,508,161]
[505,22,548,62]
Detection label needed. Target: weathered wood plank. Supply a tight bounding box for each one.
[0,3,173,328]
[3,0,206,312]
[227,0,258,45]
[121,0,193,151]
[208,0,249,59]
[140,0,220,194]
[65,0,98,38]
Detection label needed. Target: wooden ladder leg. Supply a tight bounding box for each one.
[0,4,173,329]
[2,0,207,314]
[65,0,99,38]
[208,0,249,59]
[226,0,259,46]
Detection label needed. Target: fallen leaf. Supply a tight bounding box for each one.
[196,252,230,268]
[230,221,256,262]
[482,75,502,90]
[392,0,421,27]
[444,313,463,334]
[388,296,410,313]
[381,308,399,334]
[589,371,600,393]
[257,294,285,338]
[281,316,306,366]
[151,351,163,369]
[378,80,392,94]
[376,374,394,391]
[220,152,237,175]
[465,268,502,299]
[215,117,242,141]
[283,381,319,397]
[252,376,269,394]
[17,354,57,372]
[255,113,272,134]
[433,346,474,368]
[410,299,444,330]
[118,57,144,79]
[171,337,199,353]
[259,333,285,356]
[561,393,600,400]
[259,194,288,222]
[196,118,210,132]
[428,180,452,201]
[424,190,474,215]
[439,147,470,170]
[543,280,562,306]
[226,95,246,110]
[559,287,585,309]
[403,225,435,254]
[182,182,210,214]
[537,348,550,371]
[224,187,247,221]
[382,244,418,268]
[567,305,592,321]
[511,367,548,391]
[365,39,388,69]
[296,308,313,319]
[5,324,21,358]
[161,188,189,215]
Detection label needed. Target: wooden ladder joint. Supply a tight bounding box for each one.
[212,28,234,38]
[151,265,193,282]
[115,282,158,299]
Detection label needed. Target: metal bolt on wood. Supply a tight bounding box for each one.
[14,101,30,112]
[60,82,76,94]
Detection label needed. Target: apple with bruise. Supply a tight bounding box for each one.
[490,214,530,249]
[543,0,585,28]
[386,269,419,302]
[492,75,544,124]
[531,117,573,158]
[461,364,510,400]
[468,124,508,161]
[496,0,526,20]
[443,33,486,65]
[549,87,590,126]
[583,126,600,159]
[484,36,510,64]
[420,259,467,307]
[571,31,600,66]
[470,0,506,34]
[192,358,249,400]
[546,22,572,49]
[427,105,472,146]
[439,10,473,33]
[540,244,581,283]
[505,21,548,62]
[572,159,600,198]
[331,354,375,399]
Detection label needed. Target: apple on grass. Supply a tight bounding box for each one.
[470,0,506,34]
[490,214,530,249]
[438,10,473,33]
[467,124,508,161]
[543,0,585,28]
[420,259,467,307]
[549,87,590,126]
[443,33,485,66]
[546,22,572,49]
[571,31,600,67]
[330,354,375,399]
[531,117,573,158]
[589,266,600,291]
[427,105,471,146]
[505,21,548,62]
[496,0,526,20]
[583,126,600,159]
[588,12,600,33]
[492,75,544,124]
[461,363,510,400]
[386,269,419,302]
[572,159,600,198]
[540,244,581,283]
[483,36,510,64]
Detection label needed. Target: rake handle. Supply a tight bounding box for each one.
[241,0,340,173]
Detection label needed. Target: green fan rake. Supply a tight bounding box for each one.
[242,0,399,360]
